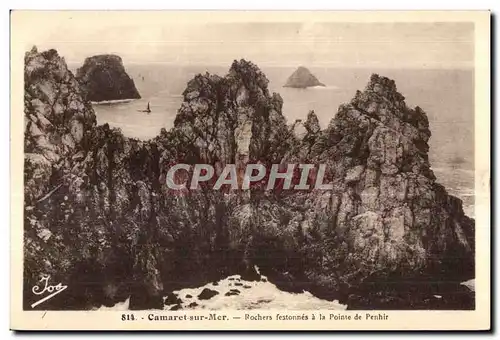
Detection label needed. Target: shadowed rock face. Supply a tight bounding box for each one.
[76,54,141,102]
[283,66,325,88]
[23,49,474,311]
[279,74,474,308]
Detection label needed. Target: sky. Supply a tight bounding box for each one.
[16,12,474,68]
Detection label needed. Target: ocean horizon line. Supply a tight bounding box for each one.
[66,60,474,71]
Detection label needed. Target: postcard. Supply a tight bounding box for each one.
[10,10,490,331]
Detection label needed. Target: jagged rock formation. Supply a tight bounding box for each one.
[283,66,325,88]
[24,47,157,310]
[76,54,141,102]
[276,75,475,308]
[24,47,97,203]
[23,49,474,311]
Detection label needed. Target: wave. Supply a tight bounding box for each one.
[165,272,346,311]
[95,267,347,311]
[460,279,475,292]
[456,188,475,197]
[94,298,130,311]
[309,85,339,90]
[431,167,474,175]
[282,85,340,91]
[464,207,474,219]
[91,99,137,105]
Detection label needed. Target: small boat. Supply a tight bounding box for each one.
[137,102,152,113]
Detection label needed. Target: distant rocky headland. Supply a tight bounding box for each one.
[76,54,141,102]
[23,47,474,311]
[283,66,326,88]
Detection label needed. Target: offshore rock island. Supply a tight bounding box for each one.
[283,66,326,88]
[23,48,475,311]
[76,54,141,102]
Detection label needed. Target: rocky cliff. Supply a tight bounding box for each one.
[76,54,141,102]
[278,75,475,308]
[283,66,325,88]
[23,49,474,311]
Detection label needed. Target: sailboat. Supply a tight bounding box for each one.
[138,102,152,113]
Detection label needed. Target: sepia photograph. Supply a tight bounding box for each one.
[10,10,490,330]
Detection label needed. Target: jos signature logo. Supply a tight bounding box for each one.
[31,275,67,308]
